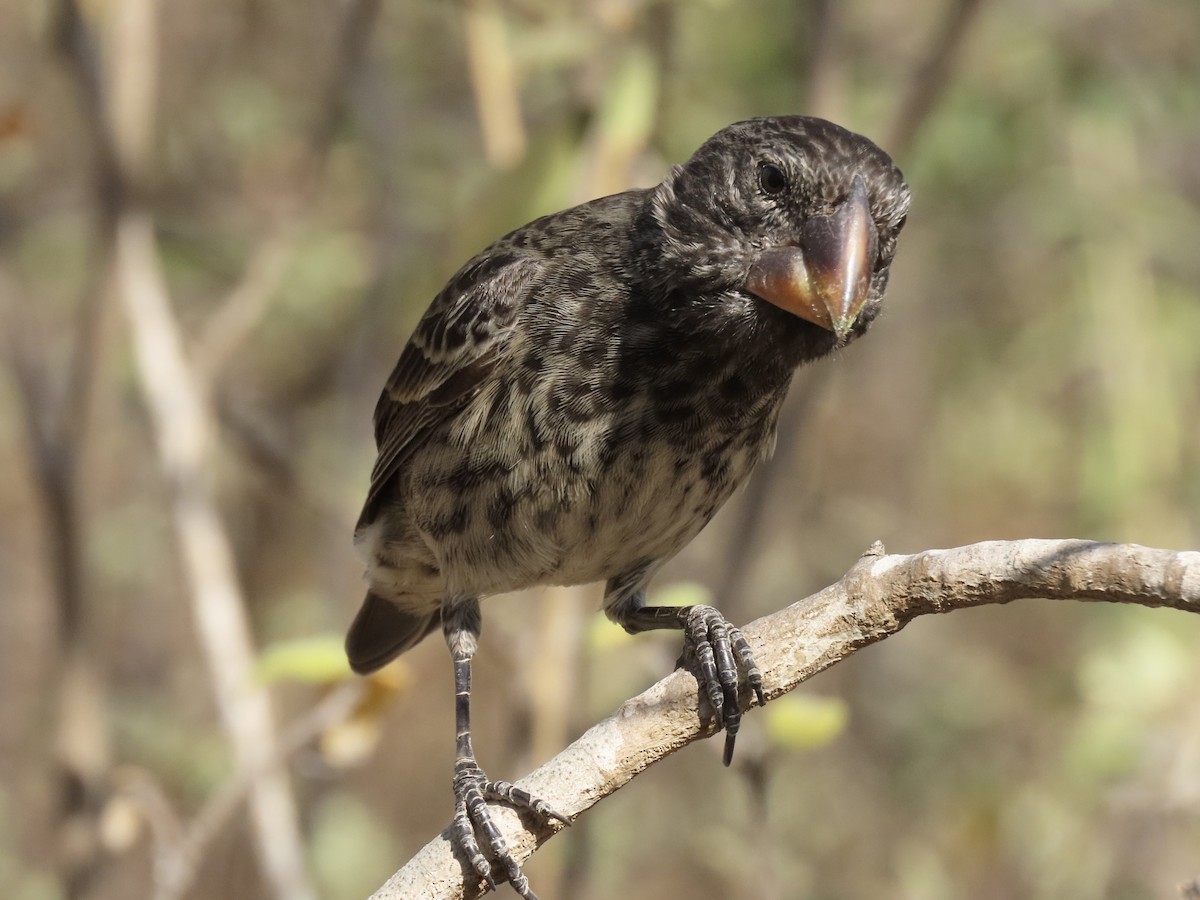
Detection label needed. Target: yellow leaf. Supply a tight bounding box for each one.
[764,694,849,751]
[255,635,352,684]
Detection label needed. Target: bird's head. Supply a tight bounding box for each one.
[643,116,910,345]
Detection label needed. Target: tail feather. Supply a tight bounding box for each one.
[345,592,441,674]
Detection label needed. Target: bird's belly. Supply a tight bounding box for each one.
[526,448,737,587]
[408,412,760,596]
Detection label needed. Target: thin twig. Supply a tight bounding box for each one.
[146,682,365,900]
[192,223,301,384]
[194,0,381,386]
[370,539,1200,899]
[887,0,989,159]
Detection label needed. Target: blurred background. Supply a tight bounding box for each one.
[2,0,1199,898]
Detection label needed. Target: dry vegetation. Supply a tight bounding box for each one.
[1,0,1198,898]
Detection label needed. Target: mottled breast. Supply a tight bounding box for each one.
[405,338,786,596]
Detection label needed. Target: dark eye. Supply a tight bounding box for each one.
[757,162,788,196]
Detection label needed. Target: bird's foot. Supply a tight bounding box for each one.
[682,605,767,766]
[452,758,570,898]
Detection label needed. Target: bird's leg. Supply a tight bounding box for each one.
[443,597,569,899]
[604,579,766,766]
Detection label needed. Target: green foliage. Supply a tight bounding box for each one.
[595,47,659,159]
[255,635,353,684]
[309,793,399,900]
[114,702,232,802]
[763,693,849,751]
[649,580,714,608]
[214,78,289,155]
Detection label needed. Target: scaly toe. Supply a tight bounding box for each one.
[484,780,571,827]
[453,762,567,897]
[683,605,766,766]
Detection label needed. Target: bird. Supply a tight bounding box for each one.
[346,115,910,898]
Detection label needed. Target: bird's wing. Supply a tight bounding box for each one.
[361,249,545,522]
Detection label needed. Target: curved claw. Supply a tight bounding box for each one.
[682,605,765,766]
[452,761,569,898]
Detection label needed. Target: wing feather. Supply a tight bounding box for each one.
[358,250,544,524]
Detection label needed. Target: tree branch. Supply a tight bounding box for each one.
[193,0,381,385]
[370,539,1200,900]
[117,682,365,900]
[886,0,989,159]
[115,212,317,900]
[461,0,526,169]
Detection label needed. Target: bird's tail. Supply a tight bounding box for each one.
[345,592,441,674]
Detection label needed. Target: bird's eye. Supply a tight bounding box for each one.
[757,162,788,196]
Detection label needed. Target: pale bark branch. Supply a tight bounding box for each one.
[73,0,382,895]
[103,3,315,894]
[114,213,317,900]
[462,0,526,169]
[371,539,1200,900]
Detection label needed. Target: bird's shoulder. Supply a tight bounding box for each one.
[382,188,645,408]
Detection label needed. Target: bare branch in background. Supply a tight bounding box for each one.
[50,2,316,897]
[2,276,109,900]
[116,208,317,900]
[799,0,845,120]
[122,682,364,900]
[462,0,527,169]
[35,8,386,880]
[50,0,124,229]
[192,223,301,384]
[887,0,989,159]
[195,0,382,386]
[14,0,140,892]
[70,0,377,895]
[50,0,123,446]
[99,1,382,889]
[371,539,1200,899]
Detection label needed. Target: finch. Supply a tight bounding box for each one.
[348,115,910,898]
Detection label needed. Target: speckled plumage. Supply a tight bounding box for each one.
[348,116,909,898]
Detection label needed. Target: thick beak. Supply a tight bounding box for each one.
[745,174,878,339]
